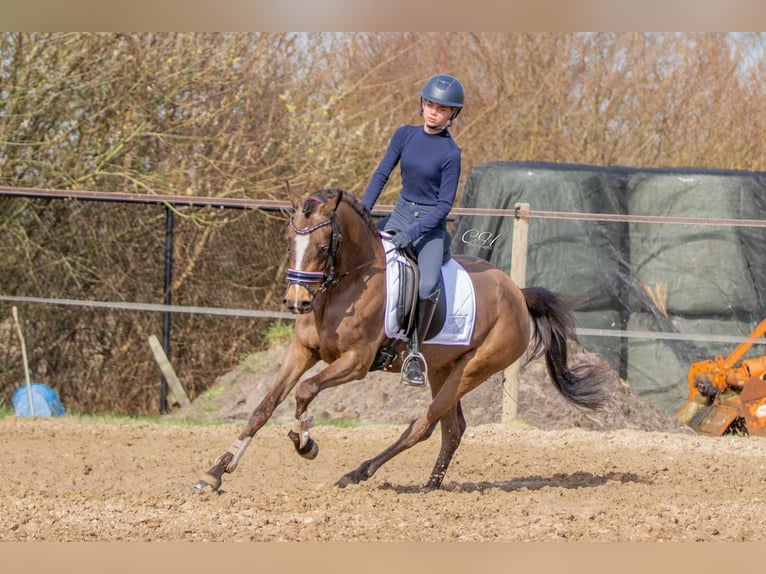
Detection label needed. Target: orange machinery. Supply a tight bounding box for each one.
[676,318,766,436]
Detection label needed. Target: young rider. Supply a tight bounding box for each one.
[362,73,464,386]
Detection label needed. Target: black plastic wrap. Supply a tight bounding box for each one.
[452,161,766,414]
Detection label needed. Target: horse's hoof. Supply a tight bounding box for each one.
[335,473,358,489]
[192,474,221,494]
[298,438,319,460]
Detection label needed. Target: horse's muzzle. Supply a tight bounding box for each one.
[283,283,315,314]
[283,296,313,314]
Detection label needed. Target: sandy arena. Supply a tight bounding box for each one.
[2,413,766,542]
[4,341,766,543]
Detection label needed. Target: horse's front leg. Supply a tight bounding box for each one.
[287,351,371,460]
[193,343,317,493]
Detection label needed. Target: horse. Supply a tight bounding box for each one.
[193,187,610,493]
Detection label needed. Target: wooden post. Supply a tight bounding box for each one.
[11,306,35,416]
[148,334,191,409]
[502,203,530,423]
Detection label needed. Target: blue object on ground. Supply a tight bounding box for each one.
[12,383,65,417]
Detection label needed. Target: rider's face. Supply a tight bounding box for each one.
[422,99,456,132]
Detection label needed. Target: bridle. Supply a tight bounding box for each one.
[284,201,386,300]
[285,213,342,297]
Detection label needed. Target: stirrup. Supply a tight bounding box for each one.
[401,352,427,387]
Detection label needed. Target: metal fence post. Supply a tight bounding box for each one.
[160,205,175,414]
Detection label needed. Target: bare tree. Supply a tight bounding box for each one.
[2,32,765,414]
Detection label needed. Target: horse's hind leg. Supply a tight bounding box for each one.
[335,415,440,488]
[336,351,502,489]
[335,367,463,488]
[426,401,467,489]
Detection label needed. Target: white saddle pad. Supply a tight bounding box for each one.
[382,236,476,346]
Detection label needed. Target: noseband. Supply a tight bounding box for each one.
[285,213,342,296]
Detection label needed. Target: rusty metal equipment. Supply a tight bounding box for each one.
[676,318,766,436]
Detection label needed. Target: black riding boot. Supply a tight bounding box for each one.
[401,291,439,387]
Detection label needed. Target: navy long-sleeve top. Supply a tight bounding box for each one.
[362,124,461,242]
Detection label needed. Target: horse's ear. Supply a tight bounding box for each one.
[285,181,302,211]
[327,189,343,212]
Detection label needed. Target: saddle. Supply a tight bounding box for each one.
[393,246,448,338]
[369,239,448,372]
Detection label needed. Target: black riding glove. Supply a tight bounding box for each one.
[392,232,412,248]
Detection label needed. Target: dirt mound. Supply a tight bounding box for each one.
[174,343,686,433]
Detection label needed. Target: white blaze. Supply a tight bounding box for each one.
[293,234,310,270]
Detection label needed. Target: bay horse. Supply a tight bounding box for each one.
[194,187,609,493]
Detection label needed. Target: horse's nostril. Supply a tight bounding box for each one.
[296,301,312,313]
[283,298,312,314]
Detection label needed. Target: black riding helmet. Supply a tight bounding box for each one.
[419,74,464,120]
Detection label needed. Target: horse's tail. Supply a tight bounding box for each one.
[522,286,608,409]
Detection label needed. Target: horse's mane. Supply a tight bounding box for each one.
[306,188,380,237]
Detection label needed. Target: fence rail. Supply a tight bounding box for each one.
[5,184,766,225]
